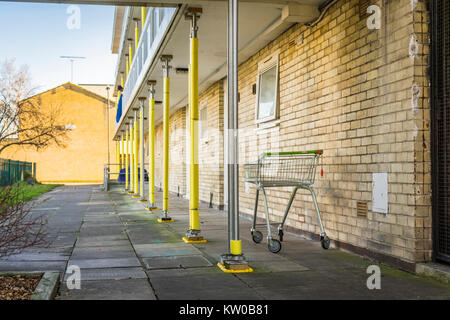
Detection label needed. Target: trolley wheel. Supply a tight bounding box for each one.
[268,238,282,253]
[252,231,263,243]
[278,229,284,242]
[321,236,330,250]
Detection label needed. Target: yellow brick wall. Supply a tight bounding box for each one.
[198,82,225,208]
[154,107,187,196]
[1,83,114,184]
[192,0,431,263]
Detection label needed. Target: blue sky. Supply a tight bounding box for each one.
[0,2,117,93]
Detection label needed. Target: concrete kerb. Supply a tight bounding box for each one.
[416,263,450,285]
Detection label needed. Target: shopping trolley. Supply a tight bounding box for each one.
[244,150,329,253]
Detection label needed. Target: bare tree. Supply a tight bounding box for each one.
[0,185,48,258]
[0,59,69,154]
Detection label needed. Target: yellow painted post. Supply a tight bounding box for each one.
[158,55,173,222]
[146,80,157,210]
[138,98,146,202]
[119,133,123,171]
[125,55,129,77]
[133,110,139,198]
[141,7,146,28]
[128,39,133,65]
[163,78,169,210]
[115,140,119,178]
[133,18,140,50]
[184,9,205,243]
[125,126,129,191]
[129,121,134,194]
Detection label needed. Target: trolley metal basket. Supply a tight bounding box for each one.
[244,150,329,253]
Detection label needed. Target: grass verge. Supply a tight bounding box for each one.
[18,183,61,203]
[1,183,62,205]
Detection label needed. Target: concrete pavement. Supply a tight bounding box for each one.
[1,184,449,300]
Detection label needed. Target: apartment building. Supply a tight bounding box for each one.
[2,82,116,184]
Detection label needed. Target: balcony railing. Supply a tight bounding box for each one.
[118,7,176,127]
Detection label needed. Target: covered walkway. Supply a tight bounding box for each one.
[0,185,449,300]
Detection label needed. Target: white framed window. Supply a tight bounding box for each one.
[255,51,280,124]
[199,107,208,141]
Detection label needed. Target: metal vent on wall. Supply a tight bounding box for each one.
[357,201,368,217]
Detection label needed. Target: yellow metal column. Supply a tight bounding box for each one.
[128,39,133,64]
[146,80,158,211]
[129,120,134,194]
[141,7,146,28]
[125,55,129,77]
[119,134,123,170]
[115,140,119,178]
[184,8,205,243]
[133,109,140,198]
[158,55,173,222]
[125,127,129,191]
[133,18,140,49]
[138,98,146,202]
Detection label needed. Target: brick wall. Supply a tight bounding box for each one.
[197,82,225,208]
[154,107,187,196]
[191,0,431,263]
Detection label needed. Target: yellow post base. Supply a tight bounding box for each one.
[145,207,158,211]
[182,236,207,244]
[132,195,141,198]
[157,218,174,223]
[139,199,147,203]
[217,262,253,273]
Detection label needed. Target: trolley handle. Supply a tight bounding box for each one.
[258,150,324,161]
[255,150,324,181]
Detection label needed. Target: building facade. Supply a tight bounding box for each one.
[2,83,116,184]
[111,0,449,270]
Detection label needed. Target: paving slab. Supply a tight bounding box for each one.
[249,260,310,273]
[4,252,70,261]
[63,267,147,281]
[142,255,213,269]
[75,239,131,248]
[0,260,67,272]
[58,279,156,300]
[134,243,202,258]
[70,245,135,259]
[68,257,141,269]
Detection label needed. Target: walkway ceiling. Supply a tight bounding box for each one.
[8,0,326,7]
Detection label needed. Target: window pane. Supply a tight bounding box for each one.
[257,66,277,120]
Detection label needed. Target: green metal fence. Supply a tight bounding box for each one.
[0,158,36,186]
